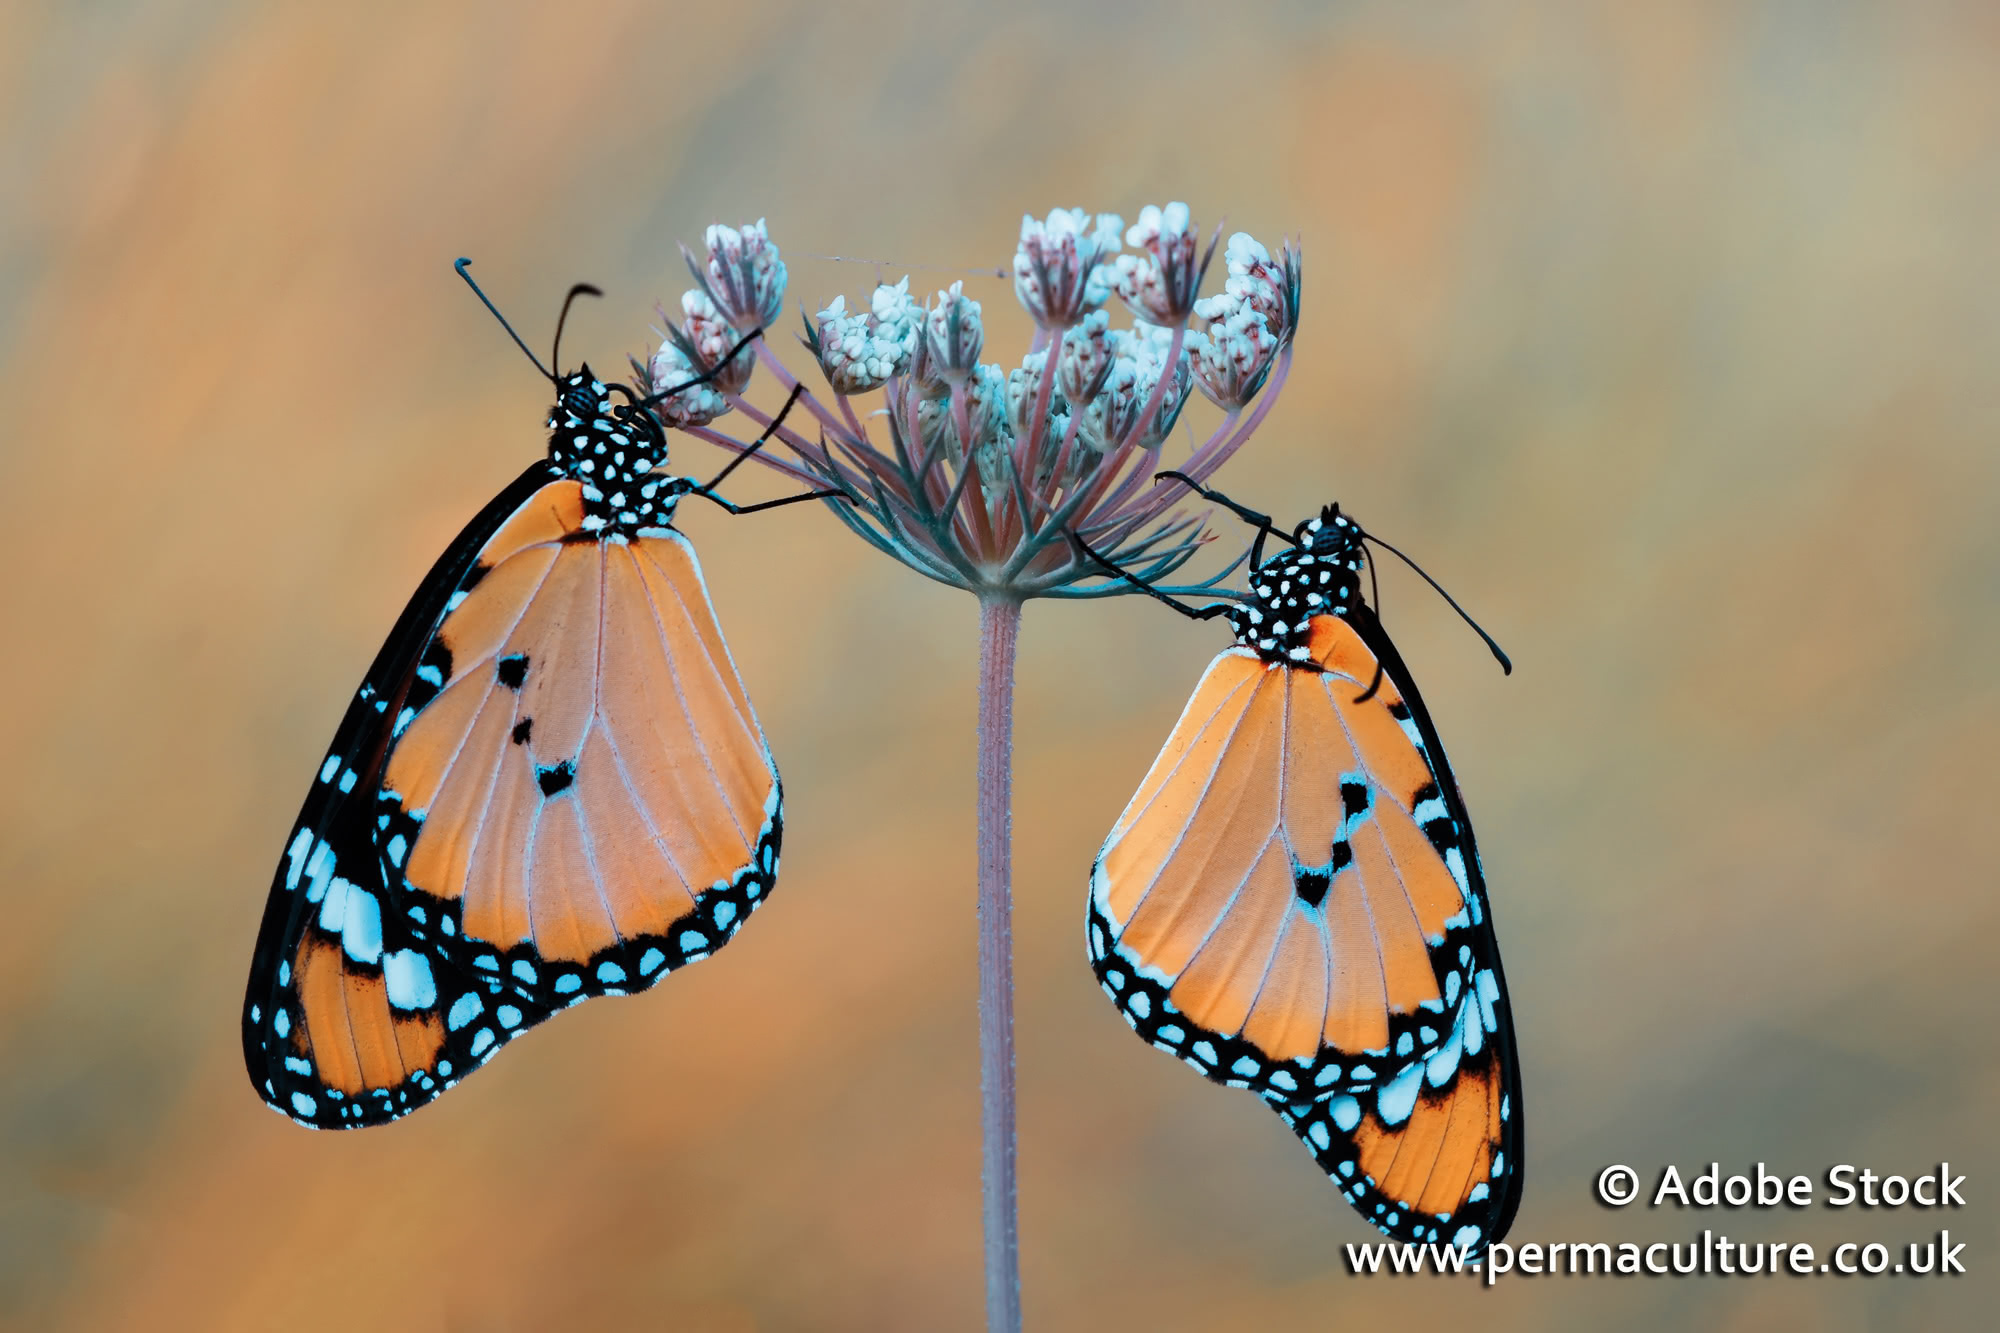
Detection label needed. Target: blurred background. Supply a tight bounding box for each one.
[3,0,1996,1328]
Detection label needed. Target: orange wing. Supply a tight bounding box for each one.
[1089,614,1498,1101]
[378,480,781,1010]
[1090,609,1522,1251]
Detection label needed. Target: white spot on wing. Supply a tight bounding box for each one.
[284,830,314,891]
[340,886,383,965]
[446,992,482,1031]
[1376,1061,1423,1126]
[383,950,436,1010]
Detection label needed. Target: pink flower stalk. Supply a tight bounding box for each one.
[638,207,1302,1333]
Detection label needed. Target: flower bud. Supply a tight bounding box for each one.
[1005,350,1067,441]
[1219,232,1301,341]
[691,219,788,333]
[917,361,1010,466]
[1056,310,1118,404]
[1111,202,1205,325]
[647,340,730,428]
[924,281,985,382]
[1078,325,1191,453]
[1013,208,1123,330]
[673,289,753,394]
[809,278,919,394]
[1188,293,1280,408]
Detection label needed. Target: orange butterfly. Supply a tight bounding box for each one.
[242,264,839,1128]
[1082,475,1521,1254]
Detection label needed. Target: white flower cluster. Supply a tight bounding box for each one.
[1188,233,1297,408]
[1111,202,1201,325]
[698,219,788,332]
[1075,321,1191,454]
[812,278,921,394]
[648,221,798,427]
[917,361,1012,507]
[998,307,1193,481]
[1013,208,1123,330]
[647,337,732,428]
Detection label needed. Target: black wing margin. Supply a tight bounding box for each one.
[1279,602,1524,1255]
[242,462,556,1126]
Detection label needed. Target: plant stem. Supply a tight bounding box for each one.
[975,595,1022,1333]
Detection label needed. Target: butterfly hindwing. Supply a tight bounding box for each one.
[251,841,553,1127]
[1277,1023,1521,1255]
[243,462,559,1125]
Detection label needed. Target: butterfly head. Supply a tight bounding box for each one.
[1225,504,1367,665]
[552,368,615,427]
[545,365,684,534]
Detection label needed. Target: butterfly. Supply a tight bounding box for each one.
[1077,473,1522,1255]
[242,261,841,1129]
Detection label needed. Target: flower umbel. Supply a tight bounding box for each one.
[657,203,1298,605]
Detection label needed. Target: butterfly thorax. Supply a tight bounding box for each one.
[546,366,692,536]
[1225,505,1365,665]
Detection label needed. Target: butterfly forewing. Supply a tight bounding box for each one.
[379,479,780,1008]
[1088,502,1523,1254]
[246,364,789,1130]
[1090,613,1497,1102]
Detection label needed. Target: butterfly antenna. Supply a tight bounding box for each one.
[550,282,603,375]
[454,258,556,383]
[1362,532,1512,675]
[1153,471,1299,547]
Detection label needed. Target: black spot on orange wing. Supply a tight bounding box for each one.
[496,653,529,688]
[536,760,575,797]
[1294,867,1331,909]
[510,718,533,745]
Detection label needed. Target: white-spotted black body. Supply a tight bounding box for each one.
[1224,504,1369,666]
[546,366,692,535]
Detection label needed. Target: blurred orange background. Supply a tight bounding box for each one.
[3,1,1996,1329]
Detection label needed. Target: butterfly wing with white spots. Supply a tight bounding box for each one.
[245,362,792,1128]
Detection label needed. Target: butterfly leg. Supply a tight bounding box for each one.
[697,487,849,516]
[640,328,767,408]
[687,383,852,515]
[1352,547,1389,703]
[1066,529,1233,623]
[1154,471,1298,568]
[694,383,806,496]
